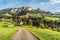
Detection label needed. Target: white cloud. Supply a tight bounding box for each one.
[55,7,60,12]
[57,10,60,12]
[50,0,60,4]
[39,0,60,5]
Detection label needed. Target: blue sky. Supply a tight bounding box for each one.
[0,0,60,12]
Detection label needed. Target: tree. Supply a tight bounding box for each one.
[32,18,40,27]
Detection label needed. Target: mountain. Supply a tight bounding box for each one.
[52,12,60,18]
[0,6,54,18]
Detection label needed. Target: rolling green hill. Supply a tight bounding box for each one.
[44,16,59,21]
[0,7,60,40]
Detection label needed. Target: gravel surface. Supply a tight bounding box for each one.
[12,28,39,40]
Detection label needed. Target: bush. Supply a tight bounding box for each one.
[32,20,40,27]
[3,24,8,27]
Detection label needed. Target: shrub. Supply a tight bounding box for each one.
[3,24,8,27]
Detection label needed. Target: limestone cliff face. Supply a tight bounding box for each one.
[0,6,54,18]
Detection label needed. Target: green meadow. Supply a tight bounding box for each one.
[0,22,17,40]
[44,16,59,21]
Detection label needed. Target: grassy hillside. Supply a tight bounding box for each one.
[0,22,17,40]
[23,26,60,40]
[44,16,59,21]
[0,27,17,40]
[20,13,60,21]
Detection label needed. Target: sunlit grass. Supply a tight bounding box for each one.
[23,25,60,40]
[0,27,17,40]
[44,16,59,21]
[0,22,17,40]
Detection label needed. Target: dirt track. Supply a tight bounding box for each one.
[12,28,39,40]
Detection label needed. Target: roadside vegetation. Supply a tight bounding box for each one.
[0,27,17,40]
[23,25,60,40]
[0,21,17,40]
